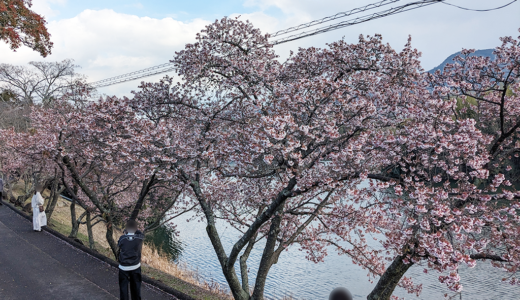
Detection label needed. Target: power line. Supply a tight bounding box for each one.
[91,63,174,88]
[270,0,401,38]
[91,0,412,88]
[92,0,514,89]
[441,0,517,12]
[92,0,444,88]
[271,0,442,45]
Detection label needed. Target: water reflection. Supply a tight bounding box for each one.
[156,214,519,299]
[145,225,183,261]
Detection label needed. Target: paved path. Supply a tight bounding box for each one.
[0,204,176,300]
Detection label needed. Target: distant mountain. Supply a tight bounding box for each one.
[428,49,495,73]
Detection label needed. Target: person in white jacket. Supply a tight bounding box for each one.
[31,187,47,232]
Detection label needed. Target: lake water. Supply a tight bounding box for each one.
[168,213,520,300]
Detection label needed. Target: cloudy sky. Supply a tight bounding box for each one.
[1,0,519,96]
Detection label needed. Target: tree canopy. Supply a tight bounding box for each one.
[0,18,519,300]
[0,0,52,57]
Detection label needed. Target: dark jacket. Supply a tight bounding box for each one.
[117,230,144,267]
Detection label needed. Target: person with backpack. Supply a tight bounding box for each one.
[117,219,144,300]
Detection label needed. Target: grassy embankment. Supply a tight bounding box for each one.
[8,184,230,300]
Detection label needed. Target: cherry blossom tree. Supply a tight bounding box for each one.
[1,14,518,300]
[132,19,520,300]
[0,127,35,202]
[55,98,190,256]
[425,31,520,291]
[129,17,434,300]
[316,31,520,300]
[1,97,188,256]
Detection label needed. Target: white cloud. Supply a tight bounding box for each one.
[0,9,209,96]
[1,1,518,97]
[230,11,281,35]
[31,0,67,18]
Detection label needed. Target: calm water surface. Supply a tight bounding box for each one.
[168,214,520,300]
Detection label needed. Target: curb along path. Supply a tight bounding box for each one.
[0,202,178,300]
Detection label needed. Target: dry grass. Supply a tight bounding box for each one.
[142,245,232,299]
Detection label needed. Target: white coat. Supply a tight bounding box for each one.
[31,192,47,231]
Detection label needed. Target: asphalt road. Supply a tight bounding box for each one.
[0,204,176,300]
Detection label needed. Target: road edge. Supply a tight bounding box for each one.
[1,200,196,300]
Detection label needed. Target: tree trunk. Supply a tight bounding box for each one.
[68,198,79,238]
[367,255,413,300]
[130,173,156,221]
[16,177,37,207]
[46,182,63,221]
[206,223,249,300]
[47,179,55,204]
[239,232,258,293]
[24,177,31,194]
[192,177,248,300]
[5,180,15,202]
[251,204,285,300]
[105,218,119,259]
[193,174,296,300]
[86,211,95,250]
[70,211,87,241]
[15,192,32,207]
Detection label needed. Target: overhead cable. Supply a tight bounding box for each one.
[270,0,401,38]
[91,63,174,88]
[271,0,443,45]
[91,0,518,88]
[91,0,413,88]
[441,0,517,12]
